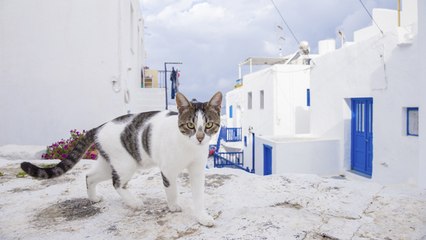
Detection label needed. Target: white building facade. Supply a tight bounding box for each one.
[225,60,323,174]
[311,0,425,187]
[0,0,165,145]
[224,0,426,188]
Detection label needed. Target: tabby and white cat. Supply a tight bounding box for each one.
[21,91,222,226]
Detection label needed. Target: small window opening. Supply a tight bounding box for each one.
[248,92,252,110]
[407,107,419,136]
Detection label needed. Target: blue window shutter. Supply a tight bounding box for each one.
[229,105,233,118]
[307,89,311,107]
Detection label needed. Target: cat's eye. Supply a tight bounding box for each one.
[205,122,214,129]
[186,122,195,129]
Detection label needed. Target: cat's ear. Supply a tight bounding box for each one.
[208,91,222,111]
[176,92,191,112]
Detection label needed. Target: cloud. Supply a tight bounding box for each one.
[139,0,396,101]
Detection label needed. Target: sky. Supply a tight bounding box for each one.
[139,0,396,102]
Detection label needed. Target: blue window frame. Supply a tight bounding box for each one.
[407,107,419,136]
[229,105,233,119]
[307,89,311,107]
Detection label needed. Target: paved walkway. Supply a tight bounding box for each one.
[1,160,425,240]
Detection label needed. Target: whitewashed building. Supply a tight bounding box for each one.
[224,51,339,175]
[310,0,425,187]
[224,0,426,188]
[0,0,165,145]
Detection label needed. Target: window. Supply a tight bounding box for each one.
[307,89,311,107]
[248,92,252,110]
[260,90,264,109]
[229,105,233,118]
[407,107,419,136]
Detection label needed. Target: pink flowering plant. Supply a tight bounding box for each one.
[42,129,98,160]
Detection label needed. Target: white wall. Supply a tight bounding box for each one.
[237,64,310,138]
[255,136,339,176]
[0,0,158,145]
[354,9,397,42]
[401,0,418,27]
[274,65,310,135]
[354,0,418,43]
[241,67,275,136]
[311,0,424,186]
[225,88,244,128]
[310,37,379,158]
[225,64,311,172]
[415,0,425,189]
[318,39,336,55]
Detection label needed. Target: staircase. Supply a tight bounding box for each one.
[213,127,251,172]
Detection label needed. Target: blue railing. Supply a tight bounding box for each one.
[219,127,242,142]
[213,126,251,172]
[226,127,242,142]
[215,152,244,166]
[214,152,250,172]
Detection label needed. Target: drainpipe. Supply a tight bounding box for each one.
[397,0,401,27]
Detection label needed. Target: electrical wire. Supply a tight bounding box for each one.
[269,0,300,45]
[358,0,384,35]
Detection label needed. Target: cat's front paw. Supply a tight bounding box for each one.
[196,213,215,227]
[89,195,103,203]
[168,203,182,212]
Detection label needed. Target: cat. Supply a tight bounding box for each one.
[21,91,222,227]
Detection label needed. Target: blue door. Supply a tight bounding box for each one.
[263,144,272,175]
[351,98,373,177]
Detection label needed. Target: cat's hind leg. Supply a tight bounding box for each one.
[111,160,142,210]
[86,156,112,202]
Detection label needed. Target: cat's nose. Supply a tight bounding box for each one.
[196,132,204,143]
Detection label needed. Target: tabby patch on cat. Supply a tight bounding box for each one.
[21,91,222,227]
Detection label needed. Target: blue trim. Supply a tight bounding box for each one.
[229,105,233,119]
[306,89,310,107]
[251,132,255,173]
[407,107,419,136]
[263,144,272,175]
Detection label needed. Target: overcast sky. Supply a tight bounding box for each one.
[139,0,396,103]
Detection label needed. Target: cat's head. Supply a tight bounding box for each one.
[176,92,222,145]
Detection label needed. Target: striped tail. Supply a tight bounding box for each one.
[21,128,98,179]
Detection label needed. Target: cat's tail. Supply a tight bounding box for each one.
[21,127,99,179]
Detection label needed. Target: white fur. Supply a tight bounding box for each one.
[86,111,215,226]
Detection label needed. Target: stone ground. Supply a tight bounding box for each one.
[0,160,426,240]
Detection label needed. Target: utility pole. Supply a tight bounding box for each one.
[164,62,182,110]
